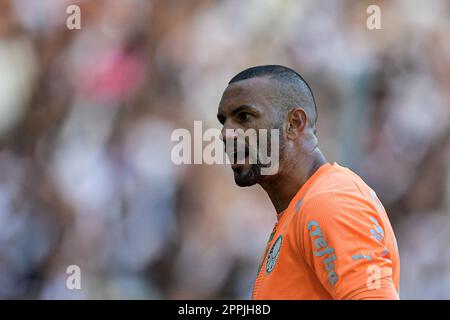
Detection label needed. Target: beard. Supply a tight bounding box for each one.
[228,123,284,187]
[233,162,263,187]
[233,138,284,187]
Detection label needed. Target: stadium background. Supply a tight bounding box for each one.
[0,0,449,299]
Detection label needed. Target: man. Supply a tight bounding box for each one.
[217,65,400,300]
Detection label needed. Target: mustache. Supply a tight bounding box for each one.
[224,139,250,163]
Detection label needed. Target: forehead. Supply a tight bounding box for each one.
[218,76,273,113]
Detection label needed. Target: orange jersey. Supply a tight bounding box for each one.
[252,162,400,300]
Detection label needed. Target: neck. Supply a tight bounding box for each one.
[260,148,327,214]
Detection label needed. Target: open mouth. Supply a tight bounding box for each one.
[226,145,250,169]
[230,153,248,169]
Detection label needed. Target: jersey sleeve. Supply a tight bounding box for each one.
[299,192,399,300]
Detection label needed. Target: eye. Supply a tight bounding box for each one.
[237,112,251,123]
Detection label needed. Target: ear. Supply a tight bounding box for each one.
[286,108,308,140]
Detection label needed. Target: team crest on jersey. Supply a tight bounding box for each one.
[265,235,283,274]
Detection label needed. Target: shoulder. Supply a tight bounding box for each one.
[300,163,376,219]
[297,188,380,240]
[292,163,386,246]
[307,163,368,197]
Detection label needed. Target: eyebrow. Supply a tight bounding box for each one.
[230,104,258,116]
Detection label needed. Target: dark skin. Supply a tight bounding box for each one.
[217,76,327,214]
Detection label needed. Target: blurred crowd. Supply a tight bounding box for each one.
[0,0,449,299]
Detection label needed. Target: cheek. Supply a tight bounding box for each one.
[267,127,284,152]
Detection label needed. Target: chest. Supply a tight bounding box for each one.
[252,218,330,299]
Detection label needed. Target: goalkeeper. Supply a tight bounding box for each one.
[216,65,400,300]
